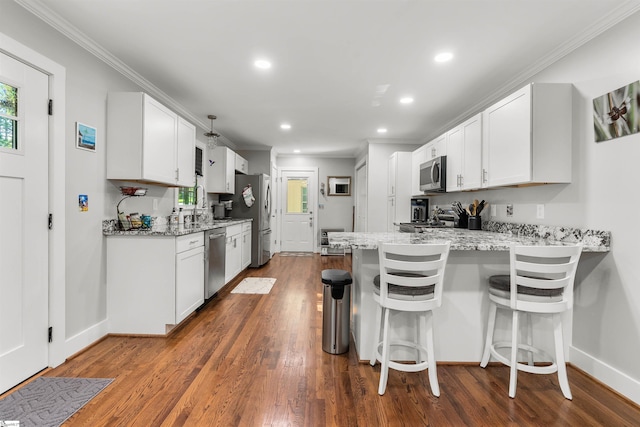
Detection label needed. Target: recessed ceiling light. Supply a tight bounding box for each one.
[254,59,272,69]
[400,97,414,104]
[280,123,291,130]
[293,149,301,153]
[434,52,453,63]
[377,128,388,134]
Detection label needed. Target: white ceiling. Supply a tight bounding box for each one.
[19,0,640,157]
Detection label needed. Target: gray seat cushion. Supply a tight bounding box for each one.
[374,273,435,297]
[488,274,563,298]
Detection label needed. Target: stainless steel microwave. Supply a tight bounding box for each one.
[419,155,446,192]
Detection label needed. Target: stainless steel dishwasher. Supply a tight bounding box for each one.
[204,228,226,299]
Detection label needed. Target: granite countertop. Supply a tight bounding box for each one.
[328,221,610,253]
[102,218,252,237]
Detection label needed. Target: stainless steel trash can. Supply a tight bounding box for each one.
[321,269,352,354]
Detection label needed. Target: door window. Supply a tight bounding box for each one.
[286,178,308,213]
[0,82,19,150]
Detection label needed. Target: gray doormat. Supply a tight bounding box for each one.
[0,377,113,427]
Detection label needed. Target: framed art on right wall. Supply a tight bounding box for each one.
[593,80,639,142]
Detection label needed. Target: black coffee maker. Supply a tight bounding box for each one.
[410,197,429,223]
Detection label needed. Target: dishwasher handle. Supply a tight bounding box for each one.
[209,233,226,240]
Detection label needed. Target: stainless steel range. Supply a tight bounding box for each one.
[399,205,456,232]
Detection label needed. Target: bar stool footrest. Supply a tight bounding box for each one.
[490,341,558,375]
[373,340,431,373]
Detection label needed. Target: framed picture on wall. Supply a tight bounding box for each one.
[327,176,351,196]
[76,122,97,152]
[593,80,639,142]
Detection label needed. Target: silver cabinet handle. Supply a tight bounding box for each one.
[482,169,488,183]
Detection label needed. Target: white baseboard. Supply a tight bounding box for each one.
[570,345,640,406]
[61,319,109,365]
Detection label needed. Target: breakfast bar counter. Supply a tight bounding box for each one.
[328,222,610,363]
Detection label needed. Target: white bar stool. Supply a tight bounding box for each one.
[480,243,583,399]
[370,242,450,396]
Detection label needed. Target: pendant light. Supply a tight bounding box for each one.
[204,114,220,150]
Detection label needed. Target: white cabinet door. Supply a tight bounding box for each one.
[446,113,482,192]
[388,153,397,196]
[387,196,396,232]
[207,146,236,194]
[175,245,204,324]
[426,133,447,160]
[411,145,427,195]
[235,153,249,174]
[461,114,483,190]
[482,85,532,187]
[176,117,196,188]
[142,95,178,184]
[242,228,252,269]
[225,224,242,283]
[387,152,412,225]
[446,126,463,192]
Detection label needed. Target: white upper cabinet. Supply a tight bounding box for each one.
[207,146,236,194]
[411,145,428,195]
[446,113,482,192]
[426,133,447,160]
[482,83,572,188]
[176,117,196,188]
[107,92,195,187]
[235,153,248,174]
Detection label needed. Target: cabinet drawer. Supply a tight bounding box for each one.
[242,222,252,232]
[226,224,242,236]
[176,232,204,253]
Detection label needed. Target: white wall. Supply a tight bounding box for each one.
[431,11,640,402]
[2,3,203,343]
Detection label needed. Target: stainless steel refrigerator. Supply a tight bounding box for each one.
[223,174,272,267]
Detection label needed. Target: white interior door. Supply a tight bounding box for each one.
[271,164,278,255]
[280,169,316,252]
[0,53,49,393]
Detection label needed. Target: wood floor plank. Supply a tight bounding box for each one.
[11,253,638,426]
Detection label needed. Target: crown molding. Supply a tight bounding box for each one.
[14,0,235,147]
[426,0,640,141]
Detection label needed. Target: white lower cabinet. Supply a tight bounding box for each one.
[175,236,205,324]
[241,222,252,270]
[107,233,204,335]
[225,224,242,284]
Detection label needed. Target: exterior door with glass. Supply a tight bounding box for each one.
[280,169,315,252]
[0,52,49,393]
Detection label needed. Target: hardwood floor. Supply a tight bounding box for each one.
[10,253,640,426]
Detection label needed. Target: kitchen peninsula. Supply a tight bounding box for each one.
[328,221,610,363]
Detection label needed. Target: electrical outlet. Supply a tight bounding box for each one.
[506,204,513,217]
[536,204,545,219]
[490,204,496,217]
[153,198,159,210]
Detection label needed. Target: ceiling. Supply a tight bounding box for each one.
[18,0,640,157]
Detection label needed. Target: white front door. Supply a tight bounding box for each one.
[0,53,49,393]
[280,169,316,252]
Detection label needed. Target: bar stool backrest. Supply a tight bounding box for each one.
[377,242,451,312]
[509,243,583,313]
